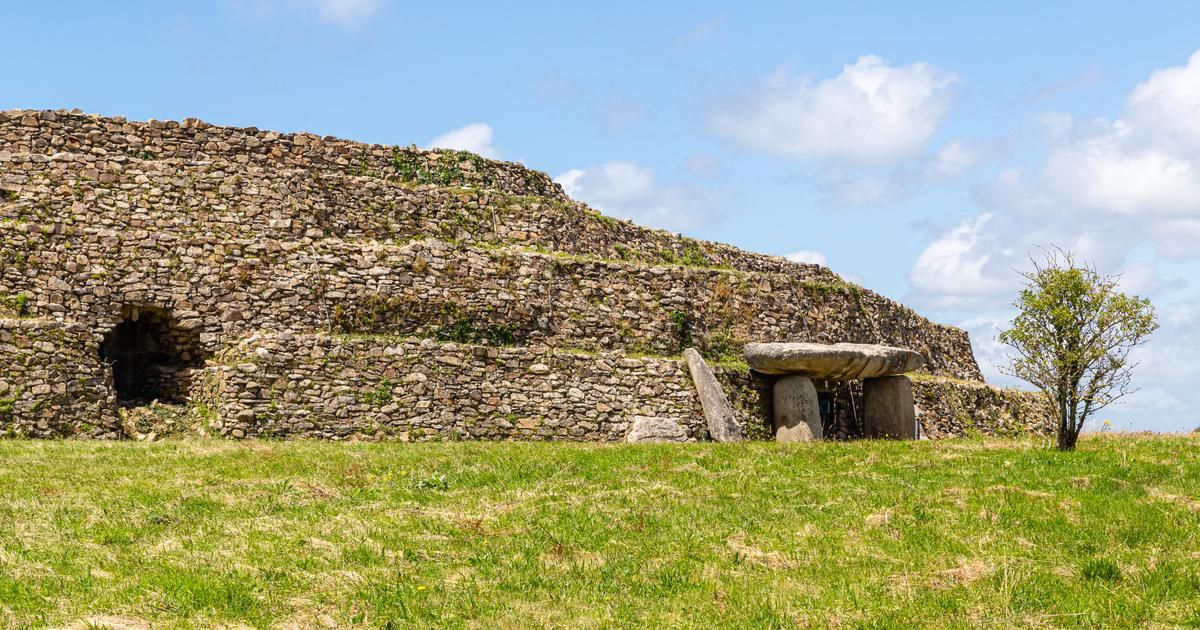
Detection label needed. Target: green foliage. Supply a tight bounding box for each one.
[1,293,31,317]
[998,249,1158,450]
[696,332,744,365]
[390,148,491,187]
[436,303,517,346]
[667,309,691,348]
[0,436,1198,626]
[0,391,19,416]
[358,380,395,405]
[351,150,375,177]
[679,238,710,267]
[0,189,17,202]
[331,296,521,347]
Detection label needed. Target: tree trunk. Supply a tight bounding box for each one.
[1057,423,1079,450]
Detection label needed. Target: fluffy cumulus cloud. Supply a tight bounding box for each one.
[710,55,956,164]
[426,123,500,159]
[784,250,828,266]
[555,161,715,232]
[908,214,1018,309]
[1026,50,1200,220]
[911,50,1200,311]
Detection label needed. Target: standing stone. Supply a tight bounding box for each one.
[682,348,746,443]
[863,375,916,439]
[773,375,822,442]
[626,416,688,443]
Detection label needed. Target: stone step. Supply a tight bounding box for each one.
[2,223,983,381]
[0,150,834,279]
[1,109,565,200]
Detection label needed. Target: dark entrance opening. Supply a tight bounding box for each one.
[99,305,206,405]
[817,391,836,436]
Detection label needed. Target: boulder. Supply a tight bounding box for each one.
[744,342,925,380]
[773,375,822,442]
[863,375,917,439]
[682,348,746,443]
[626,416,688,443]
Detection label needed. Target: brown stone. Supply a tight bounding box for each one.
[863,375,916,439]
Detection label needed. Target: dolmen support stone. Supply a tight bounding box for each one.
[863,375,917,439]
[682,348,746,442]
[773,375,822,441]
[744,342,925,441]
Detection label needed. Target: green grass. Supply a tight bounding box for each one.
[0,435,1198,628]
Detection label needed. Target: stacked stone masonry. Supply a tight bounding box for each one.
[0,109,1052,440]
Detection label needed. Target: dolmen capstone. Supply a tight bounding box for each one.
[744,342,925,442]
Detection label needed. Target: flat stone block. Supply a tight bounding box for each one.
[744,342,925,380]
[773,375,822,442]
[626,416,688,443]
[863,375,916,439]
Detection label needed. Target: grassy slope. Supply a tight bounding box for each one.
[0,436,1198,629]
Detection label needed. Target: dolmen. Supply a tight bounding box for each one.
[744,342,925,442]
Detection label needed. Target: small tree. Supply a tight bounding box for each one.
[998,250,1158,450]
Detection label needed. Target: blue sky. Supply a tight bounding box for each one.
[5,1,1200,431]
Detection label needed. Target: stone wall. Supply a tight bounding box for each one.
[0,319,119,438]
[913,376,1055,438]
[0,109,563,201]
[197,333,710,441]
[0,109,1050,441]
[0,220,982,381]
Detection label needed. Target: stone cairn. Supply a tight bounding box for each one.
[0,109,1055,441]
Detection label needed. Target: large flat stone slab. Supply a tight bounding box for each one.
[744,342,925,380]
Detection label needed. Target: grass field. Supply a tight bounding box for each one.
[1,435,1198,628]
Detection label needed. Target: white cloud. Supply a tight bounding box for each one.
[427,123,500,159]
[908,215,1017,309]
[910,49,1200,311]
[555,161,716,232]
[1118,298,1200,431]
[314,0,378,25]
[1116,261,1160,295]
[784,250,828,266]
[1126,50,1200,155]
[930,141,982,178]
[1042,123,1200,216]
[1022,50,1200,220]
[710,55,956,164]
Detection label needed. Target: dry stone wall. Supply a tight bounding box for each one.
[0,109,1050,440]
[913,377,1055,438]
[0,223,982,380]
[0,319,119,437]
[199,333,709,441]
